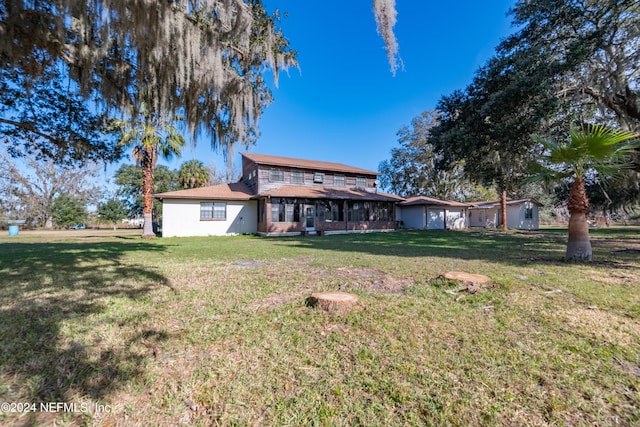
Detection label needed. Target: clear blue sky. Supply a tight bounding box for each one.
[125,1,517,181]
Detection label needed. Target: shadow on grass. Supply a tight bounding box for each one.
[271,229,568,265]
[0,240,171,412]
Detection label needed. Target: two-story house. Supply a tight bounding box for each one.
[155,152,402,237]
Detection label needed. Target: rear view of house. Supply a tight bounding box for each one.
[155,153,401,237]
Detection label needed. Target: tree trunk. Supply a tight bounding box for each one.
[565,176,592,261]
[500,189,508,231]
[141,151,156,238]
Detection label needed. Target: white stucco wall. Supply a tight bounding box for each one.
[161,199,258,237]
[399,206,425,229]
[469,203,539,229]
[506,202,539,230]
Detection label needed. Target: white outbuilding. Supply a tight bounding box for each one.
[397,196,470,230]
[468,199,541,230]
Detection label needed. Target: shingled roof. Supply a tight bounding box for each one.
[241,152,379,176]
[154,183,254,200]
[470,198,543,208]
[261,186,403,202]
[399,196,471,207]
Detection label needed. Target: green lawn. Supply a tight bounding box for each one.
[0,228,639,426]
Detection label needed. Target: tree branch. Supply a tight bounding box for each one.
[0,118,64,145]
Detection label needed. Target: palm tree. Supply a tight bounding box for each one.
[116,110,185,237]
[531,124,638,261]
[178,160,210,189]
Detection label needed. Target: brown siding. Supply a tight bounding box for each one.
[251,164,377,193]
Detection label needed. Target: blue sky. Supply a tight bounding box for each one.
[119,1,517,182]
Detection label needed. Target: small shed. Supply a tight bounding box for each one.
[397,196,470,230]
[468,199,542,230]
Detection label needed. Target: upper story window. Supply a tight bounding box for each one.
[356,176,367,189]
[270,168,284,182]
[334,174,345,186]
[291,170,304,184]
[313,172,325,183]
[525,207,534,219]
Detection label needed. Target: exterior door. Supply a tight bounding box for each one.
[427,209,445,229]
[305,206,315,230]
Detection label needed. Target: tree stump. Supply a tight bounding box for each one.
[442,271,491,294]
[306,292,359,315]
[443,271,491,284]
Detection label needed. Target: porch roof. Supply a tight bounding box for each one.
[260,186,403,202]
[399,196,471,208]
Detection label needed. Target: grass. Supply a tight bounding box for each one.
[0,227,639,426]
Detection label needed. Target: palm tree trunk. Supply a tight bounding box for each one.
[566,176,591,261]
[141,150,156,238]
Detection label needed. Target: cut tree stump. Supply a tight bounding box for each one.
[442,271,491,284]
[442,271,491,294]
[306,292,359,315]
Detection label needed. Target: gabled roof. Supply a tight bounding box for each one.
[261,186,403,202]
[399,196,471,207]
[241,152,379,176]
[470,198,543,208]
[154,183,254,200]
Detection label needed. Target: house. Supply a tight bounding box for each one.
[397,196,470,230]
[155,153,402,237]
[468,199,541,230]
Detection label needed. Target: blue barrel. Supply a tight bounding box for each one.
[8,225,19,236]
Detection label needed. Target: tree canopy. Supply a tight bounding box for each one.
[1,0,297,165]
[0,153,101,227]
[379,111,491,200]
[114,164,178,219]
[179,160,211,189]
[426,0,640,215]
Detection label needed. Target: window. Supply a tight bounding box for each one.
[331,201,344,221]
[200,202,226,220]
[525,207,533,219]
[271,200,285,222]
[213,203,226,219]
[258,199,266,223]
[356,176,367,189]
[271,199,300,222]
[377,203,391,221]
[313,172,325,183]
[291,170,304,184]
[348,202,369,221]
[285,203,300,222]
[334,174,345,186]
[270,168,284,182]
